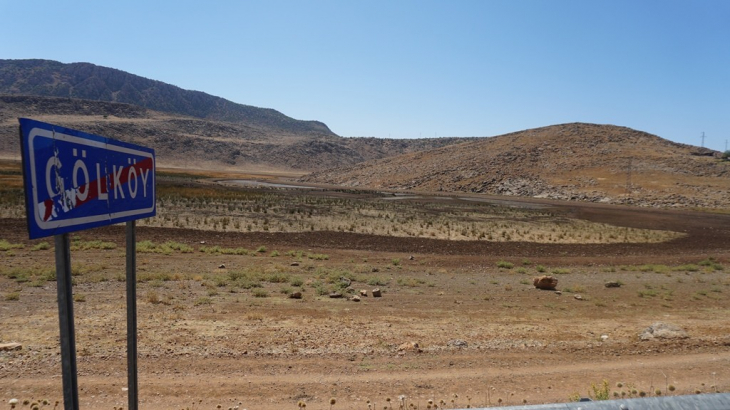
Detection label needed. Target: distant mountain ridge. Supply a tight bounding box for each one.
[0,59,334,136]
[0,94,473,171]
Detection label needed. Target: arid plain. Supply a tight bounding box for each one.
[1,161,730,410]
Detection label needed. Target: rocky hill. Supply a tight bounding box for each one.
[0,59,333,136]
[0,95,471,171]
[304,123,730,208]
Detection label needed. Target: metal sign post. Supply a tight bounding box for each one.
[19,119,155,410]
[126,220,138,410]
[55,233,79,410]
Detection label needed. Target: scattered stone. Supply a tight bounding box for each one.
[574,294,583,300]
[218,264,226,269]
[360,290,368,297]
[350,296,361,302]
[447,339,468,348]
[372,288,382,297]
[409,255,415,260]
[372,267,380,273]
[340,277,352,287]
[640,322,689,341]
[600,335,609,341]
[0,343,22,351]
[397,342,422,353]
[329,292,343,299]
[289,292,302,299]
[604,281,621,288]
[533,275,558,290]
[290,262,300,267]
[199,241,206,244]
[555,290,562,295]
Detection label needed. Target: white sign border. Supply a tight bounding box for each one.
[28,127,156,232]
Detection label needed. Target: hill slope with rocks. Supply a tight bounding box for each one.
[0,95,471,171]
[304,123,730,208]
[0,59,333,136]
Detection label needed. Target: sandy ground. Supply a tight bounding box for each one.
[2,191,730,410]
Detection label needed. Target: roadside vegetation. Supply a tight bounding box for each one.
[0,164,684,244]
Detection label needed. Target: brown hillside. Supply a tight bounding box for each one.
[0,95,471,171]
[0,59,335,136]
[304,123,730,208]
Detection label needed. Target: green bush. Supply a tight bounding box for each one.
[590,380,611,401]
[0,239,24,251]
[31,242,50,251]
[252,289,269,298]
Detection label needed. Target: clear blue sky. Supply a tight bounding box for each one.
[2,0,729,150]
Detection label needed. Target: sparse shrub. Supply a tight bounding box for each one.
[253,289,269,298]
[0,239,24,251]
[675,264,699,272]
[314,283,330,296]
[397,277,425,287]
[264,273,290,283]
[564,285,585,293]
[367,277,388,286]
[496,261,514,269]
[71,239,116,251]
[146,291,161,304]
[194,297,212,306]
[307,253,329,260]
[638,289,658,298]
[4,292,20,301]
[589,380,611,401]
[31,242,50,251]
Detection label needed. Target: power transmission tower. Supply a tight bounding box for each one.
[701,132,705,148]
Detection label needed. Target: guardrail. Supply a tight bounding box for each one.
[468,393,730,409]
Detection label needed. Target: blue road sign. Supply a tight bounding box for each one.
[19,118,156,239]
